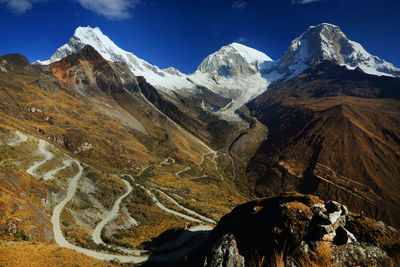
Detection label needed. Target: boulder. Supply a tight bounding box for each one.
[0,54,29,71]
[317,216,346,236]
[191,193,398,267]
[313,212,332,225]
[325,200,341,213]
[311,203,326,214]
[204,234,245,267]
[328,211,342,224]
[340,204,349,215]
[375,221,386,229]
[0,66,8,73]
[334,227,349,245]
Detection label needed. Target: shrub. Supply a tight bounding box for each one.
[14,230,29,241]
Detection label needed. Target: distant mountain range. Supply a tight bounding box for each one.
[35,23,400,119]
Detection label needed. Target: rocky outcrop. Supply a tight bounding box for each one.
[204,234,244,267]
[0,54,30,71]
[308,200,356,245]
[191,193,399,267]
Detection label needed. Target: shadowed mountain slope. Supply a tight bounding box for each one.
[245,61,400,227]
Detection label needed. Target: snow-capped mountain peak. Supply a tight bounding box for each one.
[229,42,272,64]
[34,24,400,122]
[34,26,194,90]
[196,42,272,77]
[190,43,273,119]
[264,23,400,80]
[71,26,120,61]
[34,26,277,120]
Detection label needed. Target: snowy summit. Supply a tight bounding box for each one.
[261,23,400,81]
[34,26,194,90]
[35,24,400,121]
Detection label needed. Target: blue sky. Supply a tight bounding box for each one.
[1,0,399,73]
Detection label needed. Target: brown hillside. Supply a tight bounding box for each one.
[246,61,400,227]
[0,50,248,252]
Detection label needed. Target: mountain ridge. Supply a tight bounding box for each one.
[261,23,400,83]
[34,24,400,122]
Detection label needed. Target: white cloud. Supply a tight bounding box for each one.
[0,0,140,19]
[231,0,247,10]
[0,0,44,14]
[75,0,140,20]
[236,37,247,43]
[291,0,323,4]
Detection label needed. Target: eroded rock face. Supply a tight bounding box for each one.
[194,193,398,267]
[331,243,389,267]
[204,234,244,267]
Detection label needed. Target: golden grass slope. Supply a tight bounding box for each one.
[0,242,116,267]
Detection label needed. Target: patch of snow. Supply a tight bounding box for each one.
[230,42,272,63]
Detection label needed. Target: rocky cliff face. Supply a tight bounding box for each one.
[191,192,399,267]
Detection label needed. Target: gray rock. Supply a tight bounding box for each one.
[316,216,346,236]
[205,234,245,267]
[314,212,332,225]
[340,204,349,215]
[334,227,349,245]
[332,243,389,267]
[322,232,336,242]
[328,211,342,224]
[375,221,386,229]
[334,226,357,245]
[311,203,327,215]
[0,66,8,73]
[325,200,341,213]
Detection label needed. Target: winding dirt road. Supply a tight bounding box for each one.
[26,140,54,177]
[154,189,216,224]
[9,131,28,146]
[17,133,214,264]
[138,184,203,223]
[92,179,133,245]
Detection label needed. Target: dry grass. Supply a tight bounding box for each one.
[248,249,284,267]
[270,250,285,267]
[0,60,251,259]
[345,215,400,265]
[0,72,155,173]
[296,242,333,267]
[149,170,248,221]
[114,190,188,247]
[247,242,332,267]
[380,233,400,265]
[0,242,116,267]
